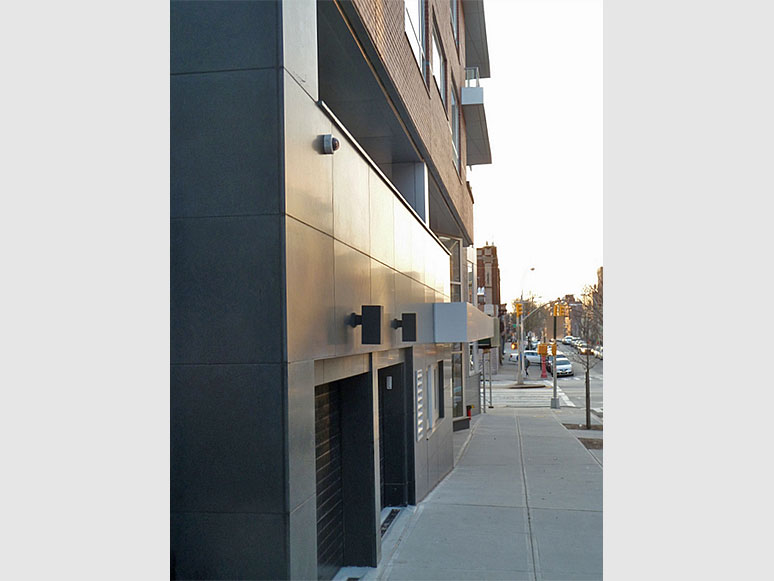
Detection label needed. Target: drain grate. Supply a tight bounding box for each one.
[579,437,603,450]
[380,509,400,537]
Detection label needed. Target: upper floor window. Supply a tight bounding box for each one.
[450,83,460,170]
[405,0,426,80]
[431,25,446,107]
[450,0,459,46]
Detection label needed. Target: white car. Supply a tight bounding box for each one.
[546,355,574,376]
[523,350,542,365]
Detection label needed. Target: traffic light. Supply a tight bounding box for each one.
[515,303,523,316]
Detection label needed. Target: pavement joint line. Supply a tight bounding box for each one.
[373,503,425,580]
[453,416,482,466]
[426,501,529,510]
[514,413,540,581]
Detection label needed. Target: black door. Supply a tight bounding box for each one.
[377,364,410,509]
[315,383,344,581]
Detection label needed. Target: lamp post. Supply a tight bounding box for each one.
[517,267,535,384]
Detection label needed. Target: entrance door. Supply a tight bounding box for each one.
[377,363,410,509]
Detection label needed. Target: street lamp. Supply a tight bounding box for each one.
[517,267,535,385]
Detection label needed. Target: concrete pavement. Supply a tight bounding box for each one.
[338,402,603,580]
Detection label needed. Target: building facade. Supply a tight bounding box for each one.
[171,1,492,579]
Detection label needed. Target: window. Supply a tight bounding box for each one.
[437,360,445,419]
[452,351,463,418]
[467,260,474,304]
[405,1,426,80]
[439,236,463,302]
[450,83,460,169]
[431,26,445,106]
[427,363,441,432]
[450,0,459,46]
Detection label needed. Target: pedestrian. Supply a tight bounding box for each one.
[525,357,530,376]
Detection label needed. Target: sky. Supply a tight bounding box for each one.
[468,0,602,308]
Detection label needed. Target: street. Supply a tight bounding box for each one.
[490,344,604,413]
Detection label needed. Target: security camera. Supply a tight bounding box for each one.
[323,134,340,154]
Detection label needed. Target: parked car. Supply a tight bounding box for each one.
[523,350,542,364]
[546,355,574,376]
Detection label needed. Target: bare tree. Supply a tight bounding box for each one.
[510,293,551,342]
[567,284,603,428]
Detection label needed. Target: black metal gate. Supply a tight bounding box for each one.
[315,383,344,581]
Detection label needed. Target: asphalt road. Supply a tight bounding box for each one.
[503,345,603,411]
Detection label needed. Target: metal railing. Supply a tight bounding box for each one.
[465,66,480,88]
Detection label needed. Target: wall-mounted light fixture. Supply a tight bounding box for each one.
[349,305,382,344]
[323,134,340,154]
[392,313,417,342]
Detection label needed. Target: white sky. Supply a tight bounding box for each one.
[468,0,602,307]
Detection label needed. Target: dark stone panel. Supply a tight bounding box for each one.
[171,511,287,580]
[171,364,285,514]
[171,70,280,218]
[171,0,278,74]
[170,215,283,364]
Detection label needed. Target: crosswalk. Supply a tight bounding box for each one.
[479,387,576,408]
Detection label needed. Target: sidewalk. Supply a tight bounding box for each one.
[353,407,603,580]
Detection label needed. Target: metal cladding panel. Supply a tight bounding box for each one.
[333,241,372,356]
[370,259,396,347]
[286,217,336,362]
[393,200,413,275]
[281,0,318,99]
[333,128,370,254]
[284,72,333,235]
[433,302,496,343]
[287,361,316,512]
[411,220,426,286]
[368,169,395,268]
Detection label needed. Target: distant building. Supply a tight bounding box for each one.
[476,243,501,310]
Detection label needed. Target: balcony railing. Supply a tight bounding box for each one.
[465,67,480,88]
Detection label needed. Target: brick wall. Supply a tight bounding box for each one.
[351,0,474,240]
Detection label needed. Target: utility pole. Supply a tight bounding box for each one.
[516,302,525,384]
[550,302,560,408]
[550,303,568,409]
